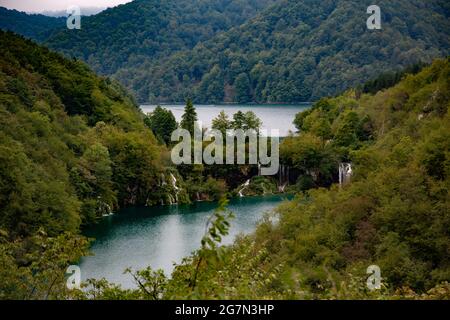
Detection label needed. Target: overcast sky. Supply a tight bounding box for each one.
[0,0,133,13]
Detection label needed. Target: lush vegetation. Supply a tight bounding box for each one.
[42,0,276,91]
[0,30,174,236]
[3,1,448,104]
[42,0,449,103]
[0,32,283,299]
[0,7,64,41]
[137,0,449,103]
[73,58,450,299]
[0,6,449,298]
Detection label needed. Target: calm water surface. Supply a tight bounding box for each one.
[141,104,311,136]
[81,195,292,288]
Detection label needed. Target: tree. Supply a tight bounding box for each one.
[231,110,262,132]
[211,110,231,135]
[242,111,262,132]
[234,73,252,103]
[231,111,245,130]
[180,99,198,136]
[144,106,178,145]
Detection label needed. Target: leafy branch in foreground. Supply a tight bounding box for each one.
[190,198,235,290]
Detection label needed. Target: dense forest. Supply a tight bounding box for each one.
[129,0,449,103]
[0,7,65,41]
[0,31,279,298]
[0,30,169,238]
[43,0,277,76]
[76,57,450,300]
[1,1,448,104]
[0,30,262,237]
[1,27,447,298]
[36,0,450,103]
[0,0,449,300]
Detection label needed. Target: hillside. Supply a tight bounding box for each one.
[44,0,277,75]
[9,1,449,104]
[130,0,449,103]
[0,30,165,237]
[0,7,65,41]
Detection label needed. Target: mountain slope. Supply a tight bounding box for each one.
[0,30,164,236]
[131,0,449,103]
[0,7,65,41]
[44,0,277,75]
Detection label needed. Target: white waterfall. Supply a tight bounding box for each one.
[238,179,251,197]
[278,164,289,192]
[339,163,353,186]
[170,173,180,203]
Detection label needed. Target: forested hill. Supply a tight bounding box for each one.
[6,1,449,104]
[0,31,165,237]
[0,7,65,41]
[128,0,449,103]
[43,0,277,75]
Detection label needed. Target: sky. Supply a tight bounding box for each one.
[0,0,133,13]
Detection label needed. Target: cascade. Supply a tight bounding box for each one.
[278,164,289,192]
[101,202,114,217]
[170,173,180,203]
[238,179,251,197]
[339,163,353,186]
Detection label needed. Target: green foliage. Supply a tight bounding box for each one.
[211,110,232,135]
[87,58,450,300]
[180,99,198,136]
[83,0,449,103]
[231,110,262,131]
[0,229,89,299]
[38,0,276,103]
[234,73,252,103]
[361,61,428,95]
[0,30,164,234]
[6,0,443,103]
[0,7,64,41]
[144,106,178,145]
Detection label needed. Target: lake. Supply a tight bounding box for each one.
[140,104,311,136]
[80,194,292,288]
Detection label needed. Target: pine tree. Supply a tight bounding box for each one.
[180,99,198,136]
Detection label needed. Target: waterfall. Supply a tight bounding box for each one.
[101,202,114,217]
[170,173,180,203]
[159,172,182,205]
[238,179,251,197]
[278,164,289,192]
[339,163,353,186]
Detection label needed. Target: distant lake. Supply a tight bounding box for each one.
[140,104,311,136]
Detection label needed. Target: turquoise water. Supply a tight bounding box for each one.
[80,195,292,288]
[140,104,311,136]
